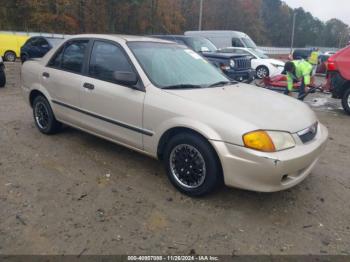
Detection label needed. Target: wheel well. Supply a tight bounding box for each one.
[157,127,217,159]
[29,90,45,107]
[157,127,224,182]
[5,50,16,55]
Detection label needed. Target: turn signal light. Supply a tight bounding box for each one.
[243,131,276,152]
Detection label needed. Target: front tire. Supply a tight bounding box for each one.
[0,67,5,88]
[163,133,222,196]
[341,88,350,115]
[4,51,16,62]
[33,95,61,134]
[256,66,269,79]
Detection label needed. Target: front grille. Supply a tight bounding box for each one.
[234,57,251,70]
[298,122,318,144]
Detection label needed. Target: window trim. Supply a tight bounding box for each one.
[46,38,91,75]
[86,38,145,91]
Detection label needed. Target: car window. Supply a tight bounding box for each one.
[61,40,89,73]
[48,46,64,68]
[35,38,49,47]
[187,37,217,52]
[232,38,244,48]
[89,41,134,84]
[25,38,35,46]
[128,42,228,88]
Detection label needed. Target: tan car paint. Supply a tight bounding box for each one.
[21,34,328,192]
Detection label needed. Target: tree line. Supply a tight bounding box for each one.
[0,0,349,48]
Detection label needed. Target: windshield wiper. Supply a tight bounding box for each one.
[161,84,204,90]
[208,81,237,87]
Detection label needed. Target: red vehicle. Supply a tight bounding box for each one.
[327,46,350,114]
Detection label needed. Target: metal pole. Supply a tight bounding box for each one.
[199,0,203,31]
[290,12,296,53]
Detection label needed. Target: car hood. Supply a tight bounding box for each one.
[253,58,284,66]
[265,58,285,66]
[164,83,317,134]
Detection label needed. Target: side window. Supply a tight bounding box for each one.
[25,38,35,46]
[232,38,244,47]
[48,46,64,68]
[61,40,89,73]
[89,41,134,84]
[36,38,49,47]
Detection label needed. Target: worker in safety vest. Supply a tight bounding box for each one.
[308,48,320,75]
[284,60,313,100]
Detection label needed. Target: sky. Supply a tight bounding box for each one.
[283,0,350,26]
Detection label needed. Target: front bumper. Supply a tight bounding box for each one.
[224,68,256,82]
[211,123,328,192]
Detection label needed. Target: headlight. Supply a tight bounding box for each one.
[243,130,295,152]
[229,59,235,68]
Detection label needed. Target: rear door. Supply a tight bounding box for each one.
[43,39,90,126]
[79,40,145,149]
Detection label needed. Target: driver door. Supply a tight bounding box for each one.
[79,40,145,149]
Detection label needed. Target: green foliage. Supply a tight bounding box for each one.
[0,0,348,47]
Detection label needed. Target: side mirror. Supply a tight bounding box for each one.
[113,71,138,86]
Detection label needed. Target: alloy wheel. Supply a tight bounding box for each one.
[257,67,268,79]
[169,144,206,189]
[34,102,50,129]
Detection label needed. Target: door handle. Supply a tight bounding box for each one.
[83,82,95,90]
[42,72,50,78]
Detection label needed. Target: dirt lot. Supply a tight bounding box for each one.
[0,62,349,255]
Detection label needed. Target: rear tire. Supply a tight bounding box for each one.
[163,132,222,196]
[341,88,350,115]
[33,95,62,134]
[0,67,5,88]
[4,51,16,62]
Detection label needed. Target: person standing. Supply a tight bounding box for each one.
[308,48,320,75]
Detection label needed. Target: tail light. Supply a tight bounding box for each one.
[327,56,338,71]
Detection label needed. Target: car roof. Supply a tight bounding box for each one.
[153,35,195,39]
[70,34,172,44]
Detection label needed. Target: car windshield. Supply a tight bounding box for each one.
[186,37,217,53]
[128,42,229,89]
[47,38,64,47]
[241,37,257,49]
[249,49,269,59]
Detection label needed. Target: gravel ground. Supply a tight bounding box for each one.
[0,62,349,255]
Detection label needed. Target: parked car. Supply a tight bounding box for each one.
[153,35,255,82]
[21,36,64,63]
[0,56,6,87]
[327,46,350,114]
[21,34,328,196]
[0,33,29,62]
[219,47,285,79]
[185,30,264,54]
[292,49,312,60]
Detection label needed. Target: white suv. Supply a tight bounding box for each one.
[219,47,285,79]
